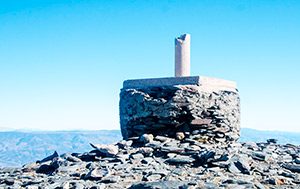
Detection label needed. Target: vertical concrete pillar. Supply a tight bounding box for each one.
[175,34,190,77]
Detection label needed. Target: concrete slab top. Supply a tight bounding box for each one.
[123,76,237,90]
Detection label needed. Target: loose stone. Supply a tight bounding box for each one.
[140,134,154,143]
[84,168,110,180]
[166,155,195,164]
[282,163,300,173]
[175,132,185,140]
[90,143,119,157]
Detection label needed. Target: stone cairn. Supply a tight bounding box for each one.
[120,34,240,144]
[1,34,300,188]
[120,77,240,144]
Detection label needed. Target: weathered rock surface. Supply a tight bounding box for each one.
[119,85,240,144]
[1,136,300,188]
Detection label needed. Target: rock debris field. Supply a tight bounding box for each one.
[1,134,300,189]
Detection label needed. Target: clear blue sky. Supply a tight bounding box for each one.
[0,0,299,131]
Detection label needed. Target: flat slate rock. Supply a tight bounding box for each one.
[129,181,190,189]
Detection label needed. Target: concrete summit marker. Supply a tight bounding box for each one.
[119,34,240,143]
[175,34,190,77]
[124,34,236,90]
[123,76,237,92]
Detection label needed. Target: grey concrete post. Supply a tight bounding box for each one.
[175,34,190,77]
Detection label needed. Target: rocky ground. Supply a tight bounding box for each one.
[1,134,300,189]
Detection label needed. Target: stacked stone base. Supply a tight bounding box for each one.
[120,77,240,144]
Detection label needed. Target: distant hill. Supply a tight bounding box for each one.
[0,128,299,167]
[239,128,300,144]
[0,130,121,167]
